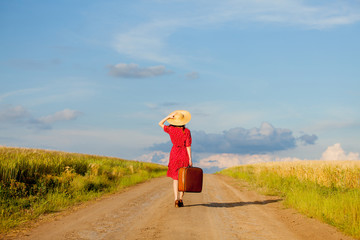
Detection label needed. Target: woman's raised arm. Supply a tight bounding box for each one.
[158,114,175,129]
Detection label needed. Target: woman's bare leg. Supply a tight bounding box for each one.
[173,180,179,200]
[179,191,184,200]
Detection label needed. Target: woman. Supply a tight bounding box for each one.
[158,110,192,208]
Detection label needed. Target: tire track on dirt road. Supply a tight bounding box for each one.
[11,174,355,240]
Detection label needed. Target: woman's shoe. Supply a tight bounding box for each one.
[178,200,184,207]
[175,200,179,208]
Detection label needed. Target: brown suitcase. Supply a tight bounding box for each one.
[178,167,203,193]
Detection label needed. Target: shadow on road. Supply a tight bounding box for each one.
[184,199,282,208]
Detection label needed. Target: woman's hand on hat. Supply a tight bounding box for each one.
[167,113,176,119]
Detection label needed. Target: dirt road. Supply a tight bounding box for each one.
[12,174,354,240]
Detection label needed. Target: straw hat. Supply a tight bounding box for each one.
[167,110,191,126]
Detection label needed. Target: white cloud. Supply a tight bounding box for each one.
[136,151,169,165]
[321,143,360,160]
[198,153,259,168]
[0,105,29,122]
[0,105,82,130]
[108,63,173,78]
[197,153,301,169]
[39,109,83,124]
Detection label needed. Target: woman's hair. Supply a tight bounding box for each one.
[170,124,185,132]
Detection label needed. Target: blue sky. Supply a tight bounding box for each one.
[1,0,360,171]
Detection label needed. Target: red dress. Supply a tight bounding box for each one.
[164,125,192,180]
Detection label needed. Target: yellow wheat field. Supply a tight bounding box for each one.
[248,160,360,189]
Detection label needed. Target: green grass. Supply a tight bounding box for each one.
[219,162,360,239]
[0,146,167,233]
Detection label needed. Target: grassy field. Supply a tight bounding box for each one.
[219,160,360,239]
[0,146,167,233]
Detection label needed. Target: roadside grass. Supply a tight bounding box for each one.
[0,146,167,233]
[218,161,360,239]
